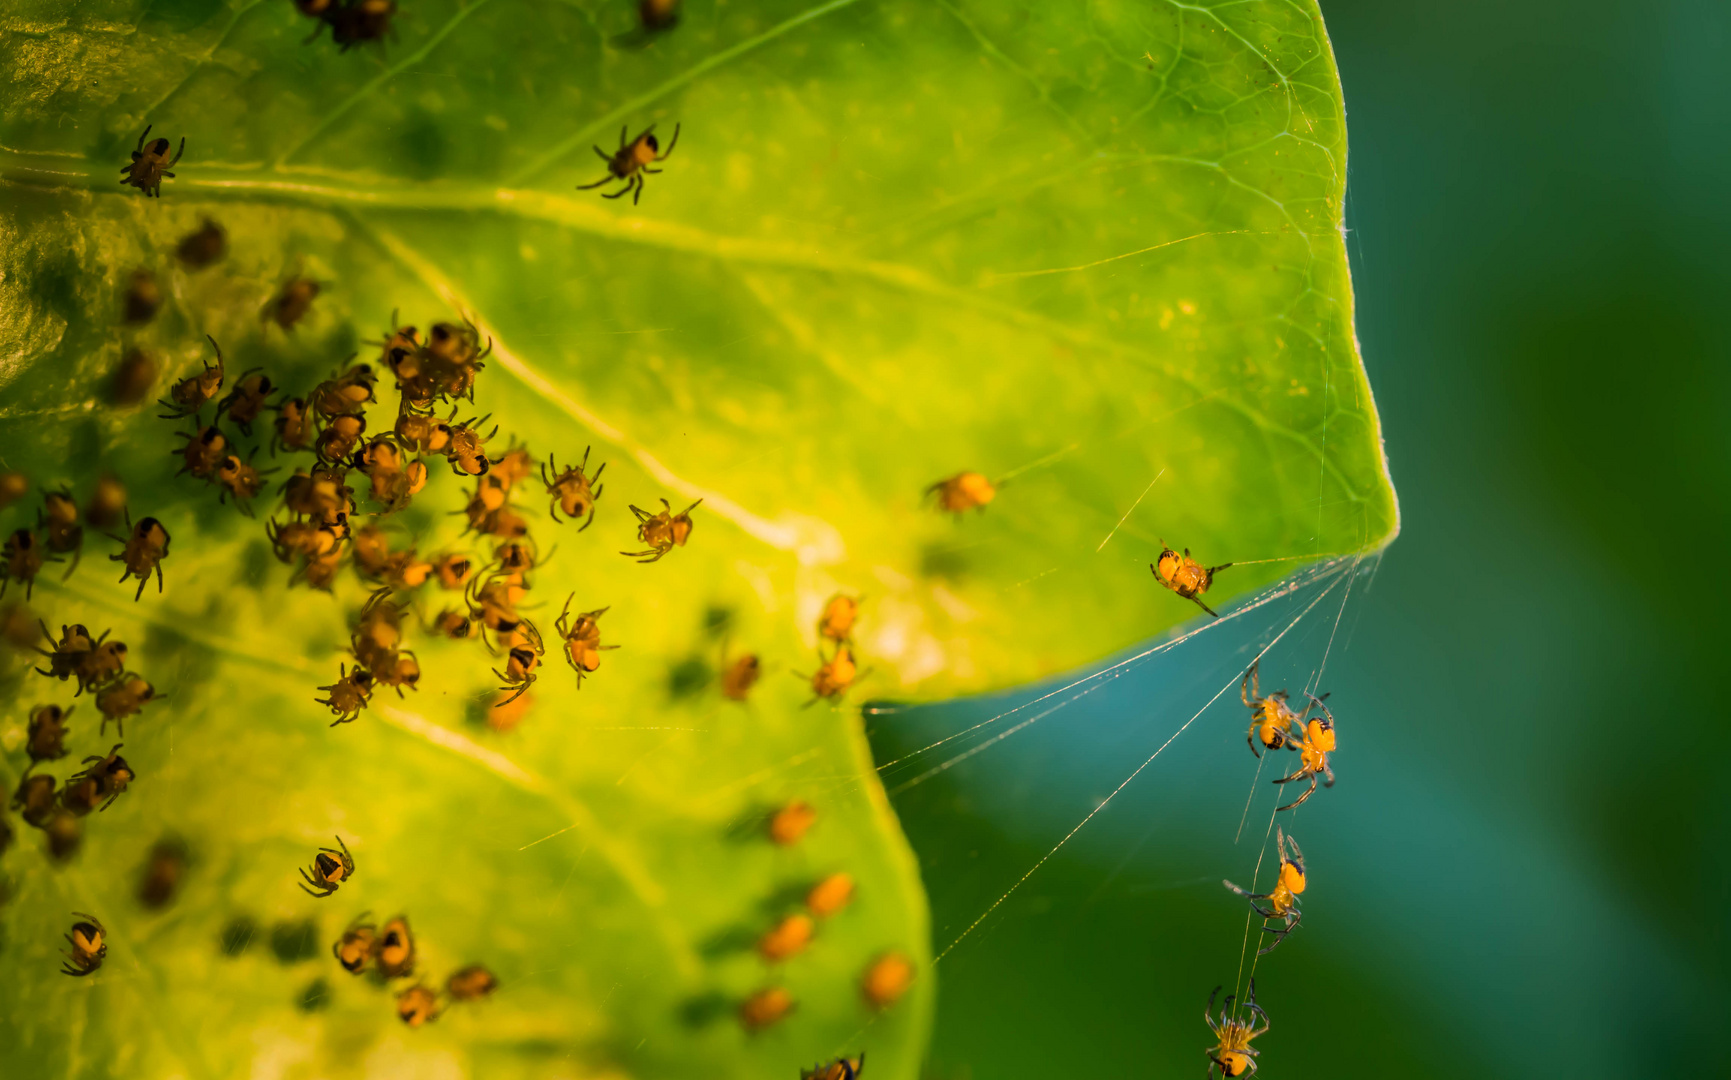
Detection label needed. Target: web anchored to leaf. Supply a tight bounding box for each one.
[0,0,1391,1077]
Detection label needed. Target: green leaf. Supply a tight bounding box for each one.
[0,0,1392,1077]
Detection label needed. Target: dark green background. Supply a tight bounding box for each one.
[873,0,1731,1075]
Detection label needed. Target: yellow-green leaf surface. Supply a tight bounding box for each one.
[0,0,1394,1077]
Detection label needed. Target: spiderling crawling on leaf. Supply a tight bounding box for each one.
[120,126,183,197]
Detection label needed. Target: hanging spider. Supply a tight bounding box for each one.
[818,593,860,644]
[97,674,157,736]
[216,452,277,515]
[68,744,135,812]
[638,0,679,32]
[124,269,161,324]
[622,497,702,563]
[86,474,128,530]
[353,586,404,651]
[554,596,619,688]
[315,413,368,465]
[542,447,606,530]
[109,348,158,405]
[373,312,420,372]
[1273,693,1336,811]
[429,607,479,641]
[1204,980,1269,1077]
[394,405,452,455]
[298,835,356,898]
[576,123,680,205]
[445,415,497,477]
[120,126,184,197]
[1223,828,1306,954]
[42,490,84,576]
[493,619,545,706]
[266,277,321,331]
[1241,659,1304,757]
[466,574,527,647]
[491,446,536,490]
[176,218,227,269]
[76,636,129,695]
[330,0,398,52]
[375,914,415,977]
[34,622,97,683]
[719,652,761,701]
[397,983,442,1027]
[157,336,226,420]
[372,650,421,697]
[801,1055,865,1080]
[218,369,278,436]
[61,913,108,977]
[26,703,73,763]
[12,773,59,828]
[927,471,996,514]
[332,913,377,973]
[316,663,375,725]
[1151,540,1231,619]
[108,510,171,600]
[172,423,229,482]
[446,964,499,1002]
[310,361,377,419]
[2,527,53,599]
[492,537,547,585]
[798,646,860,707]
[274,397,316,456]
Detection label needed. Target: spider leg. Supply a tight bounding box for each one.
[618,125,630,149]
[169,138,185,166]
[602,183,631,199]
[659,122,680,158]
[137,125,150,152]
[1190,594,1220,619]
[632,174,643,204]
[579,505,595,532]
[577,175,614,190]
[1244,999,1271,1037]
[1241,662,1257,706]
[1275,774,1318,811]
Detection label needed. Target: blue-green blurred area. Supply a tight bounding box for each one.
[872,0,1731,1075]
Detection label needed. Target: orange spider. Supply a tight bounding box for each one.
[1273,694,1336,810]
[1151,540,1231,618]
[1204,979,1270,1077]
[1223,827,1306,954]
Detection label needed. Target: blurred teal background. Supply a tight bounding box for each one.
[871,0,1731,1075]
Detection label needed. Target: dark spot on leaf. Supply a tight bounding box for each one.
[697,923,757,959]
[701,604,734,637]
[220,914,258,956]
[677,990,730,1029]
[396,110,450,181]
[919,541,968,581]
[297,977,332,1012]
[270,918,320,964]
[666,654,711,699]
